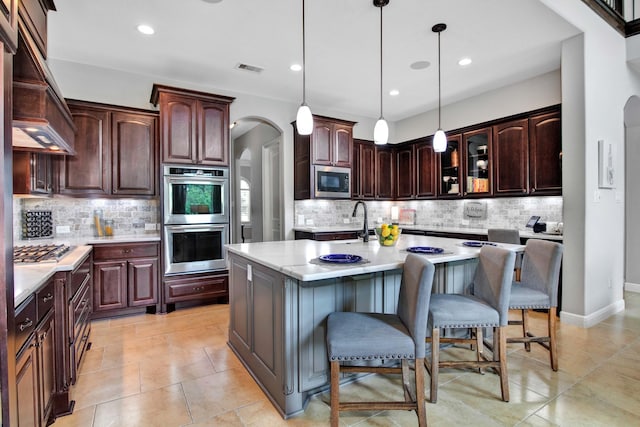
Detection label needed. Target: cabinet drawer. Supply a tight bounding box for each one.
[69,254,91,299]
[93,243,158,261]
[36,278,55,319]
[165,275,228,303]
[15,296,36,353]
[71,281,91,334]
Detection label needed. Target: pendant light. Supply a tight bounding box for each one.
[373,0,389,145]
[296,0,313,135]
[432,23,447,153]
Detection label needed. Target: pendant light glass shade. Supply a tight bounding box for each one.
[374,118,389,145]
[433,129,447,152]
[296,0,313,136]
[296,104,313,135]
[432,23,447,153]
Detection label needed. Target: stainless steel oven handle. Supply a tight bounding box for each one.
[165,225,226,233]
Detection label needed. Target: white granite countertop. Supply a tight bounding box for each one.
[14,245,93,307]
[226,235,525,282]
[13,233,160,307]
[292,225,563,241]
[14,233,160,247]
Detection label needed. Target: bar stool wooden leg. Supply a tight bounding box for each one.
[330,361,339,427]
[497,327,509,402]
[522,309,531,352]
[549,307,558,371]
[476,327,484,374]
[415,358,427,426]
[429,328,440,403]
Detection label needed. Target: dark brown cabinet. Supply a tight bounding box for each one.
[310,117,353,167]
[463,127,492,196]
[0,0,18,53]
[395,144,414,200]
[18,0,53,58]
[58,104,109,196]
[15,276,56,427]
[493,119,529,196]
[13,151,53,196]
[529,111,562,195]
[352,139,375,200]
[58,101,158,197]
[293,115,356,199]
[150,84,234,166]
[16,333,38,427]
[93,242,159,318]
[375,145,394,200]
[164,273,228,305]
[415,139,437,199]
[111,111,158,196]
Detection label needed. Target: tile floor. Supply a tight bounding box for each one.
[53,292,640,427]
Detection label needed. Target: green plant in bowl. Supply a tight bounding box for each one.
[374,223,402,246]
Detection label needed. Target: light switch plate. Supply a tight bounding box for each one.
[144,223,156,231]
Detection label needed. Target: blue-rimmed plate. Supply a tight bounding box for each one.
[406,246,444,254]
[462,241,497,248]
[318,254,363,264]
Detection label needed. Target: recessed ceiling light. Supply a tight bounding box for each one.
[290,64,302,72]
[137,24,155,35]
[458,57,472,66]
[410,60,430,70]
[389,89,399,96]
[201,0,223,3]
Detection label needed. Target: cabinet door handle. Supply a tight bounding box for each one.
[80,299,88,307]
[19,318,33,331]
[42,293,54,303]
[40,331,48,341]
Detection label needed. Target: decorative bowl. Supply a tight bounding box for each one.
[374,224,402,247]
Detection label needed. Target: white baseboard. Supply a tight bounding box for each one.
[624,282,640,293]
[560,299,626,328]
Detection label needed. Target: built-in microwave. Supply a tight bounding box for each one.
[163,165,229,224]
[314,165,351,199]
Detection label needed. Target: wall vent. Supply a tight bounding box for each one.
[235,63,264,73]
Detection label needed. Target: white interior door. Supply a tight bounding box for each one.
[263,137,281,241]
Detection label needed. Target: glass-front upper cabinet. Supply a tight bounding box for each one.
[438,134,462,197]
[463,127,492,196]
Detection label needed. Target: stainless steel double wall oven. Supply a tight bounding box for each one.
[163,165,229,275]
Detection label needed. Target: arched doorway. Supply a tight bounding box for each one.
[624,95,640,292]
[231,117,283,243]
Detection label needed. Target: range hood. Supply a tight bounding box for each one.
[12,27,76,155]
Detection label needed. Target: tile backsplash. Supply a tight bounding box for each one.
[294,196,563,230]
[14,197,160,241]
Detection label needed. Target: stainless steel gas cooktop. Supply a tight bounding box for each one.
[13,244,71,264]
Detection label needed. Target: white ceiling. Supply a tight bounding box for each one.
[47,0,580,122]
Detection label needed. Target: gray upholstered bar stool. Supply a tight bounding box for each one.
[326,254,435,427]
[508,239,563,371]
[424,245,516,403]
[488,228,522,280]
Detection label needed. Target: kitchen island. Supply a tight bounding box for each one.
[226,235,524,418]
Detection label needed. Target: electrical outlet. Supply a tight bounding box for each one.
[144,223,156,231]
[156,223,160,230]
[56,225,71,234]
[343,218,350,224]
[305,219,314,226]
